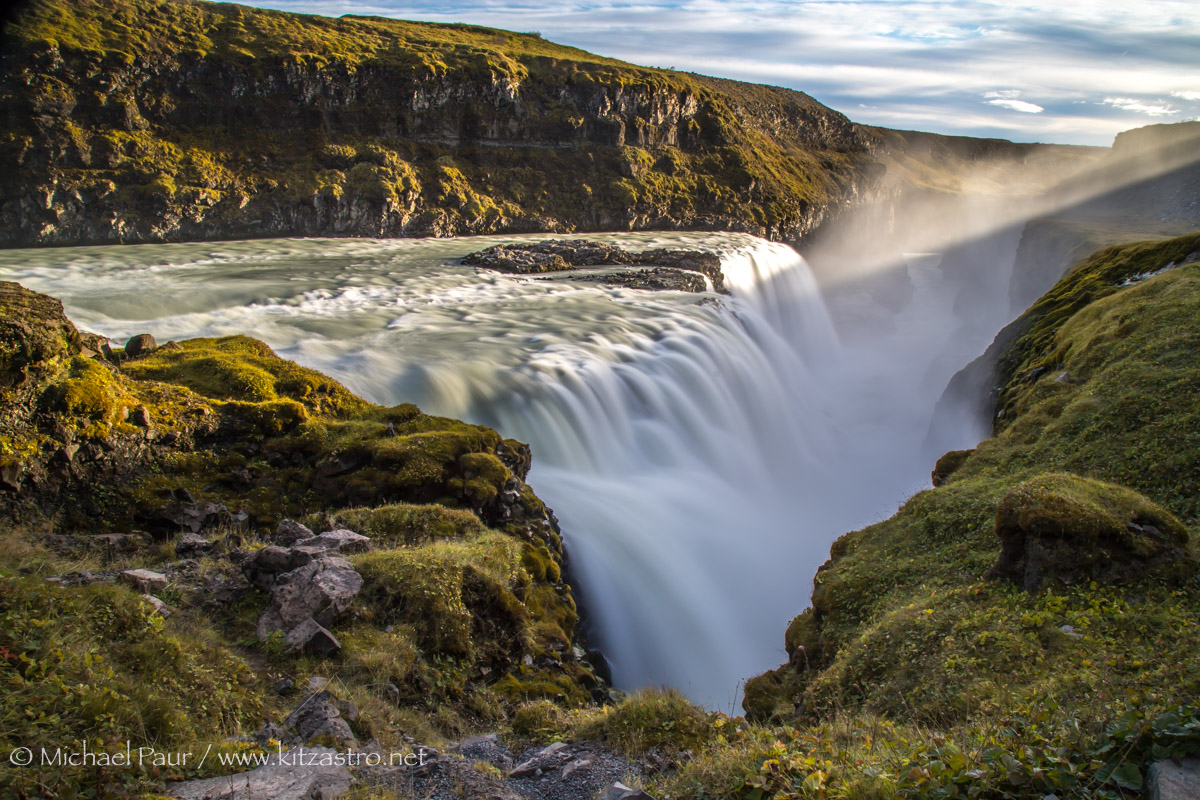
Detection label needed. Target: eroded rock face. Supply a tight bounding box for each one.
[988,473,1195,592]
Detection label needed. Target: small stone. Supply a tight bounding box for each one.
[308,676,329,692]
[274,519,316,546]
[276,678,295,695]
[601,782,657,800]
[175,533,214,558]
[1059,624,1083,639]
[124,333,158,358]
[120,568,168,593]
[561,758,593,779]
[141,594,170,617]
[283,618,341,657]
[312,529,371,554]
[130,405,152,427]
[523,654,534,666]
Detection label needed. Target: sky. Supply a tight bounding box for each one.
[229,0,1200,146]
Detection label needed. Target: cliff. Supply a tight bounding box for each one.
[0,0,877,246]
[0,0,1098,249]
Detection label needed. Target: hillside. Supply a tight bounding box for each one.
[732,231,1200,799]
[0,0,1094,247]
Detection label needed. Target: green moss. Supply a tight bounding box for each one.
[124,335,370,417]
[0,572,263,796]
[573,688,716,757]
[314,503,488,547]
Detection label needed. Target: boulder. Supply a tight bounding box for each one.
[167,746,352,800]
[275,519,316,546]
[260,557,362,633]
[243,545,313,590]
[282,617,342,657]
[1148,759,1200,800]
[989,473,1194,592]
[141,594,170,617]
[124,333,157,358]
[285,689,358,746]
[311,529,371,554]
[120,568,168,593]
[175,533,214,558]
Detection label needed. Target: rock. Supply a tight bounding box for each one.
[129,405,152,427]
[988,473,1195,592]
[87,533,143,553]
[275,519,316,546]
[142,594,170,617]
[1148,759,1200,800]
[166,746,352,800]
[175,533,215,558]
[283,618,342,656]
[124,333,157,358]
[243,545,313,590]
[308,676,330,692]
[258,557,362,634]
[311,529,371,554]
[120,568,168,593]
[153,499,230,536]
[1058,624,1083,639]
[276,678,295,695]
[285,689,358,746]
[562,758,594,779]
[931,448,973,487]
[601,782,657,800]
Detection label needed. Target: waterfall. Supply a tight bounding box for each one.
[0,231,1006,711]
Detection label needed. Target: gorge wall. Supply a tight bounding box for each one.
[1,0,1095,248]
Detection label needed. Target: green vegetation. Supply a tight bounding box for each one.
[0,279,598,797]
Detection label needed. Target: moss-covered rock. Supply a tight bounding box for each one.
[990,473,1192,591]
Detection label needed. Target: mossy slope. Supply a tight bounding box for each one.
[732,232,1200,799]
[0,280,598,796]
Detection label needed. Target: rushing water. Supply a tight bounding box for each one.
[0,231,1011,710]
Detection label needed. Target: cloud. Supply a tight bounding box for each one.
[1172,90,1200,101]
[986,98,1046,114]
[1101,97,1180,116]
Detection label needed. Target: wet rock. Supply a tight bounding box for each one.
[124,333,157,358]
[275,518,316,546]
[166,746,352,800]
[120,568,168,593]
[285,689,358,746]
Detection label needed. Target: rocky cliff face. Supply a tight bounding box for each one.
[0,0,1101,250]
[0,0,879,246]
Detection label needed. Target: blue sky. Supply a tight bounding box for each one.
[229,0,1200,146]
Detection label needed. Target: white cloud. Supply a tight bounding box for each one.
[1101,97,1180,116]
[986,98,1045,113]
[1172,90,1200,101]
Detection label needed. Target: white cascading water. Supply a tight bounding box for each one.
[0,231,1009,710]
